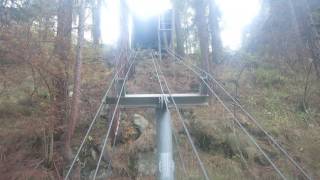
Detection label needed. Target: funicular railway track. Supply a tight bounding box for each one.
[64,49,313,180]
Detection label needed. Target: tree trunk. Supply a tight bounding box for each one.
[53,2,73,178]
[174,1,185,57]
[209,0,222,63]
[290,0,320,77]
[53,0,73,139]
[110,0,130,143]
[194,0,211,73]
[65,0,85,162]
[92,0,102,45]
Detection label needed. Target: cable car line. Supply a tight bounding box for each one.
[167,49,312,180]
[105,50,136,178]
[66,47,312,180]
[153,52,210,180]
[151,51,188,177]
[167,49,287,180]
[64,48,130,180]
[92,51,138,180]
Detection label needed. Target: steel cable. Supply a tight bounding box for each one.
[153,53,210,180]
[105,121,120,178]
[168,49,312,180]
[64,48,129,180]
[150,51,188,177]
[92,51,137,179]
[104,51,135,178]
[167,50,287,179]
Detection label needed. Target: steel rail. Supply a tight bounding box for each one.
[167,50,287,179]
[104,51,135,178]
[168,49,312,180]
[64,48,129,180]
[151,51,188,177]
[153,53,210,180]
[92,51,137,180]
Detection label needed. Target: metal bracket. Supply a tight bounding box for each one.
[200,76,209,95]
[159,95,169,109]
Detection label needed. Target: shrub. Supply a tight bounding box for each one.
[254,67,285,88]
[0,98,36,118]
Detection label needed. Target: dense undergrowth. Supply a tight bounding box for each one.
[0,52,320,179]
[211,55,320,179]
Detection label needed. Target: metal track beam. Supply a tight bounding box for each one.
[106,93,209,108]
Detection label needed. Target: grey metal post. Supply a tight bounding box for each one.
[156,103,174,180]
[106,79,208,180]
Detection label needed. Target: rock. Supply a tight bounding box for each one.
[125,114,156,178]
[133,114,149,133]
[79,137,111,179]
[189,118,227,154]
[133,126,156,152]
[136,151,156,176]
[118,120,140,143]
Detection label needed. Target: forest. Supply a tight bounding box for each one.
[0,0,320,179]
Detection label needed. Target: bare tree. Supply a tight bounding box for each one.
[53,0,73,124]
[91,0,102,45]
[173,0,185,57]
[66,0,85,161]
[53,0,73,164]
[288,0,320,77]
[194,0,211,72]
[209,0,222,63]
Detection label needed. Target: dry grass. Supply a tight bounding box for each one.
[1,54,320,179]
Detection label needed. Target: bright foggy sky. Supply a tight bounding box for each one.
[100,0,261,50]
[101,0,171,44]
[216,0,261,50]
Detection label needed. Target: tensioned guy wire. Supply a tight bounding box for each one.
[150,51,188,177]
[167,49,312,180]
[64,48,131,180]
[93,51,137,180]
[153,52,210,180]
[167,50,286,180]
[105,51,135,177]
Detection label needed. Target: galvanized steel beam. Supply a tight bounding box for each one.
[105,93,209,108]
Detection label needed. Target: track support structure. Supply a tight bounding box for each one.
[156,98,174,180]
[106,76,209,179]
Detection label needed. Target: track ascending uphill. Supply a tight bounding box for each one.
[65,50,313,180]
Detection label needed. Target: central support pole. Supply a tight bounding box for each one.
[106,79,209,180]
[156,104,174,180]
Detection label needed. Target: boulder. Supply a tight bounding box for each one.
[136,151,156,176]
[133,114,149,133]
